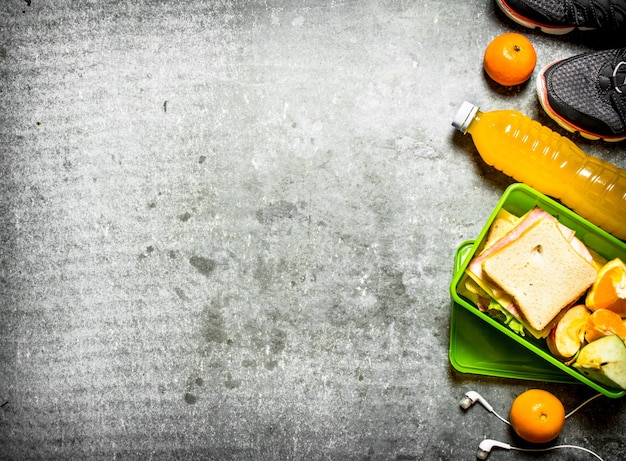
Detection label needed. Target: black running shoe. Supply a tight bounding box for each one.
[496,0,626,34]
[537,48,626,141]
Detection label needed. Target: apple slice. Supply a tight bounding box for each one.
[573,335,626,390]
[547,304,591,363]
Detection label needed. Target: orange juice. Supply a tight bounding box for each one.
[453,102,626,240]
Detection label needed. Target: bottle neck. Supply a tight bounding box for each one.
[467,110,483,133]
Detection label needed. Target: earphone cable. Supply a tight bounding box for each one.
[489,408,510,426]
[489,392,602,425]
[565,393,602,419]
[510,443,604,461]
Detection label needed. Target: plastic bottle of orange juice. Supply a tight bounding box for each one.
[453,101,626,241]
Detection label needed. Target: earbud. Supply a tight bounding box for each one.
[477,439,511,460]
[475,439,604,461]
[460,391,512,425]
[459,391,494,412]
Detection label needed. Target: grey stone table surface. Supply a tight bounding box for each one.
[1,1,625,460]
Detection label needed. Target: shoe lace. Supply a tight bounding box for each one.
[571,0,626,29]
[613,61,626,93]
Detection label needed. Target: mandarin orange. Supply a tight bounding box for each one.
[483,33,537,86]
[509,389,565,444]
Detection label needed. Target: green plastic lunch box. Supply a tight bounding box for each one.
[449,183,626,398]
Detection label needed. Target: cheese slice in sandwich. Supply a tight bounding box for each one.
[481,218,597,332]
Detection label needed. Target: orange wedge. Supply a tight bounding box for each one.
[585,309,626,343]
[586,258,626,317]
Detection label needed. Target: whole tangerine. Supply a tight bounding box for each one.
[483,32,537,86]
[509,389,565,444]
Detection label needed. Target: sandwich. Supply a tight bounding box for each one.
[462,207,600,338]
[482,218,597,331]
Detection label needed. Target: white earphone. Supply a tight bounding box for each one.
[460,390,492,411]
[459,390,511,425]
[476,438,604,460]
[460,391,604,460]
[476,440,511,460]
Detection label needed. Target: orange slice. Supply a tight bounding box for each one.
[585,309,626,343]
[586,258,626,317]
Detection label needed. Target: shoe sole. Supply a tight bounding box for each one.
[536,61,626,142]
[496,0,594,35]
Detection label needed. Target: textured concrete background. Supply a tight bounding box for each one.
[1,0,625,460]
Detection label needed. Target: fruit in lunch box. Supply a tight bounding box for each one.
[509,389,565,444]
[586,258,626,317]
[483,32,537,86]
[573,335,626,390]
[547,304,590,362]
[585,309,626,343]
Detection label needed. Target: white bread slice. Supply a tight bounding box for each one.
[484,215,517,250]
[482,218,597,332]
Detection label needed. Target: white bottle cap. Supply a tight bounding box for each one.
[452,101,479,133]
